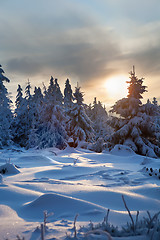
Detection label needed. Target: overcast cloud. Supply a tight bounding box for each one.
[0,0,160,104]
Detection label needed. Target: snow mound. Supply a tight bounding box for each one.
[110,144,135,156]
[0,163,20,175]
[22,193,106,221]
[0,205,20,219]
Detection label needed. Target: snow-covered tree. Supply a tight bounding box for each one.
[66,85,94,146]
[110,67,147,118]
[0,65,13,147]
[73,84,84,105]
[54,78,63,104]
[25,79,32,100]
[45,77,63,104]
[108,67,160,158]
[24,80,35,145]
[46,76,54,100]
[32,104,67,149]
[12,85,29,146]
[85,103,92,119]
[27,78,67,149]
[43,77,63,121]
[32,87,43,122]
[142,99,159,116]
[27,87,44,148]
[88,98,112,141]
[64,78,73,107]
[152,97,158,105]
[15,84,23,110]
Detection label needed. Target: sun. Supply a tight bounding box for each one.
[105,75,128,99]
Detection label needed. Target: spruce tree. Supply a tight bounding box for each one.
[91,99,111,141]
[15,84,23,110]
[32,86,43,123]
[54,78,63,104]
[32,78,66,149]
[110,66,147,118]
[12,85,28,146]
[43,77,63,121]
[0,65,13,147]
[152,97,158,105]
[109,67,160,158]
[25,80,34,145]
[46,76,55,103]
[28,87,44,148]
[66,85,94,146]
[64,78,73,108]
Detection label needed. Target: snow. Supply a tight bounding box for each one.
[0,147,159,239]
[0,162,20,174]
[110,144,136,156]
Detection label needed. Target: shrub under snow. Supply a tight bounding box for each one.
[0,163,20,175]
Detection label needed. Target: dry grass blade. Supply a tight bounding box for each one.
[122,195,135,232]
[74,213,79,238]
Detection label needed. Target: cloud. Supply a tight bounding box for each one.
[1,0,160,104]
[117,21,160,77]
[127,46,160,76]
[5,24,121,88]
[0,0,121,89]
[7,57,42,76]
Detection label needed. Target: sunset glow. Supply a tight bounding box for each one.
[105,75,128,99]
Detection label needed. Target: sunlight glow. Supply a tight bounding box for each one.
[105,75,128,99]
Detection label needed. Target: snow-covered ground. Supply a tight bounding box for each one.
[0,146,159,240]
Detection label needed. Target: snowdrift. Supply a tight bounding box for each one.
[0,147,159,240]
[110,144,135,156]
[22,193,106,221]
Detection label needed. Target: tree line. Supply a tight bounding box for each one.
[0,64,160,158]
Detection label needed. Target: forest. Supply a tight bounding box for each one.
[0,64,160,158]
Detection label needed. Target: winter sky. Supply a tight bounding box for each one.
[1,0,160,107]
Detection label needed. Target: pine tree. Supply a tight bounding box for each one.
[46,76,56,104]
[127,66,147,100]
[108,67,160,158]
[30,78,67,149]
[12,85,28,146]
[28,87,44,148]
[43,77,63,122]
[91,97,98,121]
[15,84,23,110]
[42,77,55,122]
[54,78,63,104]
[64,78,73,107]
[0,65,13,147]
[25,80,34,145]
[32,87,43,122]
[91,100,111,141]
[110,66,147,118]
[73,85,84,105]
[66,85,94,146]
[152,97,158,105]
[33,103,67,149]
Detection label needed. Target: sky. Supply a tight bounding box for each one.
[1,0,160,108]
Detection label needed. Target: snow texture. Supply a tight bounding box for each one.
[0,147,159,240]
